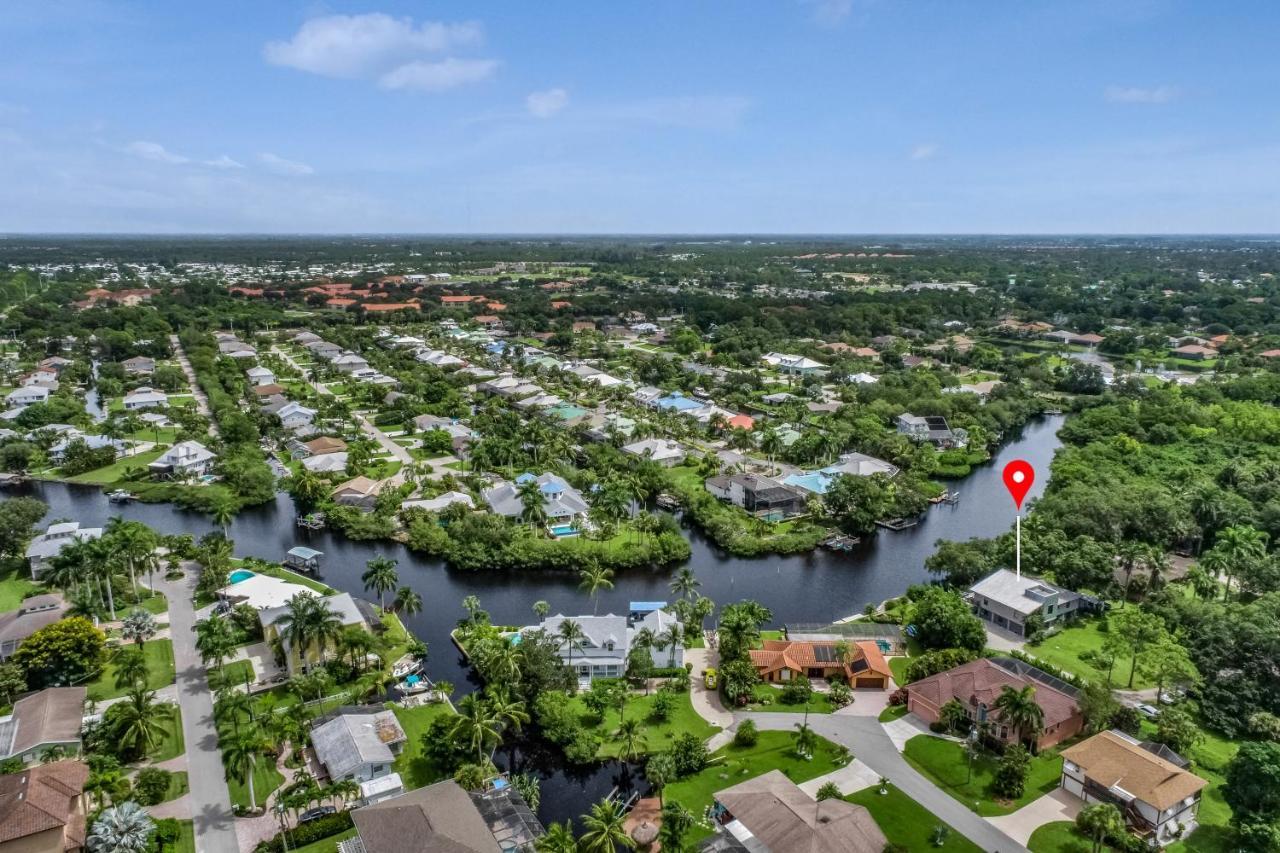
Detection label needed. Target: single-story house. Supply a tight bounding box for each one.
[26,523,104,580]
[331,476,389,511]
[621,438,686,467]
[483,473,589,525]
[0,595,68,659]
[121,356,155,376]
[1170,344,1216,361]
[1060,729,1207,846]
[761,352,826,375]
[332,353,371,374]
[289,436,347,459]
[705,770,886,853]
[906,657,1084,750]
[342,779,544,853]
[311,707,406,803]
[784,452,899,496]
[0,687,86,762]
[48,435,127,466]
[400,491,475,514]
[6,386,49,407]
[0,760,88,853]
[750,639,892,689]
[148,440,215,480]
[896,413,968,448]
[245,366,276,386]
[252,383,286,398]
[122,387,168,411]
[302,452,349,473]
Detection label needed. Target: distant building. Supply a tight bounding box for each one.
[0,595,68,659]
[521,604,683,685]
[121,356,155,376]
[895,413,968,448]
[122,387,168,411]
[621,438,686,467]
[483,473,589,526]
[26,523,104,579]
[245,366,276,386]
[761,352,825,375]
[260,593,372,675]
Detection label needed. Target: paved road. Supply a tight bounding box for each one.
[154,567,239,853]
[741,712,1030,853]
[169,334,219,438]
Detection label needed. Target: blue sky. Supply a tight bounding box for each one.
[2,1,1277,234]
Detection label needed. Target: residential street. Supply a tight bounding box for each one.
[169,333,219,437]
[153,567,239,853]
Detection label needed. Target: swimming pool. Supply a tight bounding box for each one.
[549,524,579,537]
[228,569,255,584]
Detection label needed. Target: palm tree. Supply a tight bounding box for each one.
[669,566,700,601]
[195,617,237,671]
[533,600,551,621]
[112,648,150,691]
[517,478,548,532]
[339,625,377,673]
[557,619,587,680]
[210,493,237,538]
[115,687,173,759]
[87,801,154,853]
[578,562,615,616]
[1077,802,1125,853]
[393,586,422,616]
[658,801,694,852]
[106,519,157,599]
[615,718,647,762]
[453,694,503,764]
[362,556,399,611]
[646,752,675,806]
[792,721,817,758]
[993,684,1046,749]
[214,689,255,734]
[659,623,683,668]
[578,799,635,853]
[484,643,522,685]
[487,687,530,740]
[222,731,265,811]
[120,608,157,648]
[536,822,579,853]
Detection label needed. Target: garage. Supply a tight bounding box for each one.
[855,676,885,688]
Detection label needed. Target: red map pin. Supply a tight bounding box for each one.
[1002,460,1035,511]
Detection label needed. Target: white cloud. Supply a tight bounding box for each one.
[378,58,499,92]
[126,140,188,164]
[526,88,569,118]
[258,152,314,176]
[204,155,244,169]
[910,143,939,161]
[803,0,854,26]
[605,96,750,131]
[1105,85,1180,104]
[264,13,483,79]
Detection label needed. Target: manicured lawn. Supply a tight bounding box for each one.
[902,734,1063,816]
[745,683,839,714]
[256,563,334,595]
[159,771,190,803]
[148,709,185,763]
[879,704,909,723]
[388,701,456,789]
[569,689,720,758]
[85,639,176,701]
[1027,618,1150,689]
[290,829,358,853]
[226,752,284,812]
[66,448,166,484]
[888,656,912,687]
[159,820,196,853]
[209,659,254,691]
[1159,719,1238,853]
[847,783,984,852]
[0,563,40,611]
[665,731,847,842]
[1028,821,1107,852]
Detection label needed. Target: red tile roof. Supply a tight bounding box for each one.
[750,640,891,680]
[727,414,755,431]
[907,658,1080,730]
[363,302,419,312]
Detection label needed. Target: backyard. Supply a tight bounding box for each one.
[568,689,720,758]
[1026,617,1152,690]
[902,734,1063,816]
[388,700,457,789]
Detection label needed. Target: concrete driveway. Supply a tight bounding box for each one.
[836,688,891,718]
[987,787,1082,845]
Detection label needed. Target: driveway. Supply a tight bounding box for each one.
[835,688,891,718]
[153,567,239,853]
[984,625,1028,653]
[169,334,219,438]
[684,647,733,729]
[988,787,1081,845]
[741,712,1030,853]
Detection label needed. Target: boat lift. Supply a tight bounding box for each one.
[283,546,323,574]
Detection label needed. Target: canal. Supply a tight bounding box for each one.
[17,415,1065,823]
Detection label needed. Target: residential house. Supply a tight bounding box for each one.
[895,413,968,448]
[288,436,347,459]
[761,352,825,375]
[412,416,475,455]
[0,688,86,762]
[333,353,371,374]
[275,402,317,432]
[750,639,892,689]
[342,779,543,853]
[703,770,886,853]
[945,380,1002,401]
[400,491,475,514]
[260,592,372,676]
[905,657,1085,750]
[483,473,589,526]
[331,476,389,511]
[36,357,72,375]
[967,569,1086,637]
[47,435,126,466]
[522,604,683,685]
[25,523,104,580]
[121,356,155,376]
[302,453,349,474]
[5,387,49,408]
[148,441,215,480]
[653,393,708,415]
[1170,344,1216,361]
[245,366,276,386]
[0,595,68,659]
[122,387,168,411]
[311,707,406,804]
[0,760,89,853]
[1060,730,1207,846]
[252,383,286,398]
[620,438,686,467]
[20,371,59,390]
[783,452,899,496]
[705,473,807,518]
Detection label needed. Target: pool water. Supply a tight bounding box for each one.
[549,524,578,537]
[228,569,255,584]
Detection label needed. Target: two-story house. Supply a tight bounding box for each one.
[895,413,968,448]
[967,569,1083,637]
[522,603,684,687]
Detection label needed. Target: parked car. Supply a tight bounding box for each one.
[299,806,336,824]
[1136,703,1160,719]
[703,668,717,689]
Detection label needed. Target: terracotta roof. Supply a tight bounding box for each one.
[714,770,886,853]
[440,295,483,304]
[727,414,755,431]
[363,303,419,312]
[326,298,357,307]
[750,640,891,681]
[304,436,347,455]
[1062,731,1207,810]
[0,760,88,849]
[485,302,507,311]
[907,658,1080,729]
[252,384,286,397]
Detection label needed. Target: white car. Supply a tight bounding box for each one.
[1136,703,1160,719]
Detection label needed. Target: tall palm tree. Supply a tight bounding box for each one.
[214,689,255,734]
[792,721,817,758]
[486,687,530,741]
[195,617,237,671]
[578,562,615,616]
[532,600,551,621]
[536,822,579,853]
[658,801,694,852]
[557,619,587,680]
[517,478,548,532]
[222,731,265,811]
[106,519,157,599]
[659,623,683,668]
[452,694,503,764]
[669,566,700,601]
[87,801,154,853]
[115,687,174,760]
[615,718,646,762]
[210,494,237,539]
[393,586,422,616]
[578,800,635,853]
[993,684,1046,749]
[362,556,399,611]
[306,597,345,670]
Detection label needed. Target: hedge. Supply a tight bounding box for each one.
[254,811,353,853]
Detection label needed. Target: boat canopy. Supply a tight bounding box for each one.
[286,546,323,560]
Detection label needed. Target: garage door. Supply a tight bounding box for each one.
[1063,777,1084,798]
[855,677,883,688]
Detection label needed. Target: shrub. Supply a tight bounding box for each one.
[888,687,908,706]
[993,744,1031,799]
[828,682,852,708]
[132,767,173,806]
[733,719,759,748]
[650,690,676,722]
[903,648,978,684]
[780,680,812,705]
[815,782,842,801]
[670,732,708,777]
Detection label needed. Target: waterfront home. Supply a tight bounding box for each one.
[705,473,807,518]
[260,592,373,675]
[245,365,276,386]
[761,352,826,375]
[1060,730,1207,846]
[121,356,155,376]
[632,386,664,406]
[148,440,215,480]
[21,370,59,388]
[275,401,317,432]
[331,476,389,510]
[621,438,686,467]
[749,639,892,689]
[341,779,544,853]
[967,569,1086,637]
[401,491,475,514]
[0,687,86,762]
[122,387,168,411]
[703,770,886,853]
[945,379,1002,401]
[48,434,127,466]
[523,604,683,685]
[310,707,406,803]
[0,760,89,853]
[37,356,72,374]
[905,657,1084,750]
[6,386,49,407]
[0,595,68,659]
[483,473,589,526]
[288,435,347,459]
[26,522,104,579]
[302,452,349,473]
[783,452,899,496]
[895,413,968,448]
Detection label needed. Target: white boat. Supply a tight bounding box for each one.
[107,490,137,503]
[391,656,422,678]
[396,674,431,694]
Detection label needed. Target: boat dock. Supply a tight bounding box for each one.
[875,517,920,531]
[295,513,326,530]
[929,491,960,505]
[820,533,861,551]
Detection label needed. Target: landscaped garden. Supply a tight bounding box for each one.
[901,734,1063,816]
[86,639,176,701]
[1026,617,1151,690]
[744,682,841,714]
[567,688,720,758]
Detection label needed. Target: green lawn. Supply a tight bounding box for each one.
[1162,721,1239,853]
[290,829,358,853]
[745,683,839,714]
[85,640,176,701]
[902,734,1063,816]
[148,709,185,763]
[0,563,40,611]
[159,820,196,853]
[388,701,456,789]
[665,731,847,842]
[847,784,984,852]
[159,771,190,803]
[888,656,912,686]
[227,752,284,812]
[879,704,909,723]
[569,689,720,758]
[256,563,334,595]
[65,448,166,484]
[1027,618,1150,689]
[209,659,254,691]
[1028,821,1107,852]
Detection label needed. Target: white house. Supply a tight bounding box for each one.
[521,604,684,686]
[310,708,406,802]
[6,386,49,407]
[967,569,1084,637]
[483,473,589,526]
[332,353,370,374]
[148,440,216,480]
[400,491,475,513]
[276,402,317,431]
[26,522,104,579]
[301,452,348,473]
[762,352,825,375]
[621,438,686,467]
[245,366,276,386]
[122,387,168,411]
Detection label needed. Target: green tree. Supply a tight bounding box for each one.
[646,752,676,806]
[1108,608,1166,689]
[536,822,579,853]
[1154,706,1203,755]
[112,687,174,759]
[993,684,1046,749]
[578,562,615,616]
[658,801,694,851]
[453,694,503,764]
[12,616,106,688]
[909,586,986,652]
[615,717,647,762]
[120,608,157,648]
[361,555,399,611]
[87,801,155,853]
[222,731,266,811]
[0,497,47,559]
[578,799,634,853]
[993,744,1031,799]
[1224,742,1280,845]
